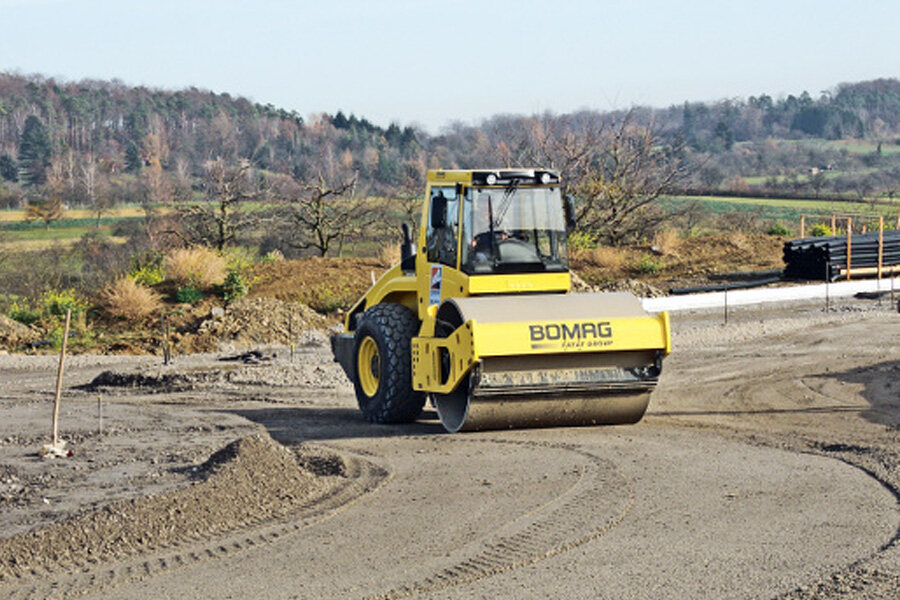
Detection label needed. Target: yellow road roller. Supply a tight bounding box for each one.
[331,169,671,432]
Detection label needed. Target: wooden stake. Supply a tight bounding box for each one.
[162,315,170,365]
[97,393,103,436]
[831,214,836,234]
[52,309,71,448]
[800,215,805,238]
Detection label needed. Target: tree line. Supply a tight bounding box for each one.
[1,72,900,256]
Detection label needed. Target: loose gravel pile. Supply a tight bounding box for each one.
[0,314,38,348]
[0,434,338,582]
[195,297,330,348]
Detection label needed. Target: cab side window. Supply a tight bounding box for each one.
[426,186,459,267]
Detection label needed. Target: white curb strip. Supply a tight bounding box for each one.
[641,277,900,313]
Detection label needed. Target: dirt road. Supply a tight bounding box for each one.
[0,298,898,599]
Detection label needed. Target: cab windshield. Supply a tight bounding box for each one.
[460,184,568,274]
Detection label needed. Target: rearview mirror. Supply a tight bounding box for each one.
[431,194,447,229]
[564,194,577,229]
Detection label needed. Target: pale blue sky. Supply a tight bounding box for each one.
[0,0,897,132]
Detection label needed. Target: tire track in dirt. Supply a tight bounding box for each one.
[6,435,634,600]
[352,436,634,600]
[1,452,389,600]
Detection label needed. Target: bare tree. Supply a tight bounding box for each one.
[80,154,114,227]
[572,116,688,245]
[175,159,262,250]
[284,170,381,257]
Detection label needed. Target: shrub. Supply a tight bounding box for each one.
[766,223,791,236]
[586,246,628,270]
[809,223,833,237]
[164,247,226,288]
[223,246,257,271]
[40,289,89,320]
[175,286,205,304]
[260,249,284,263]
[9,304,40,326]
[567,230,598,252]
[635,256,662,275]
[221,269,249,303]
[130,264,165,286]
[100,277,163,320]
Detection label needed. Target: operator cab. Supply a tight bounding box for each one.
[426,169,572,275]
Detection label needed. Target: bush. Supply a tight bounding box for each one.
[635,256,662,275]
[100,277,163,320]
[766,223,791,236]
[223,246,257,271]
[175,286,205,304]
[128,251,165,286]
[164,247,226,288]
[221,269,249,303]
[809,223,833,237]
[129,264,165,286]
[260,249,284,263]
[9,305,40,326]
[40,289,90,320]
[567,230,598,252]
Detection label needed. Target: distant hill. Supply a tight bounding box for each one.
[1,72,899,205]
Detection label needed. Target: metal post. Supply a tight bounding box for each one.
[723,288,728,325]
[846,217,852,281]
[878,216,884,280]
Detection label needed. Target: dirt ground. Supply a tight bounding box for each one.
[0,295,898,599]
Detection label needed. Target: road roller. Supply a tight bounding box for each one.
[331,169,671,433]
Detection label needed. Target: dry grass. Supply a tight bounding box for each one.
[164,247,226,288]
[100,277,163,321]
[652,230,681,256]
[726,232,752,252]
[582,246,628,271]
[376,244,401,267]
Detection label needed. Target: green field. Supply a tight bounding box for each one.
[666,195,900,226]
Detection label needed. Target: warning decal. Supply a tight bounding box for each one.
[429,265,442,305]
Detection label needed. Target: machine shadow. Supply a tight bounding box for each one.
[218,406,446,444]
[814,359,900,428]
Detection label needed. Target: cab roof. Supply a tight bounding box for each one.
[426,168,560,186]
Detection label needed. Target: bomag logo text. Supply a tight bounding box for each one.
[529,322,612,342]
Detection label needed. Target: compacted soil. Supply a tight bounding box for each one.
[0,296,898,599]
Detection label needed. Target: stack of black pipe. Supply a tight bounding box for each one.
[783,230,900,280]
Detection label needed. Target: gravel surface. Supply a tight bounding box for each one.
[0,296,897,599]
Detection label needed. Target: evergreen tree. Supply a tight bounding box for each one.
[0,154,17,182]
[125,141,142,173]
[17,115,52,186]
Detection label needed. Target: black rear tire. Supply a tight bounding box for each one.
[352,303,425,424]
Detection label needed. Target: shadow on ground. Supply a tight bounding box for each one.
[815,360,900,427]
[218,406,446,444]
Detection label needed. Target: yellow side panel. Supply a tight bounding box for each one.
[467,272,571,294]
[411,322,475,394]
[471,314,670,357]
